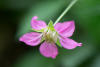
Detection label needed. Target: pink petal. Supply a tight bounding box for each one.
[39,41,58,59]
[19,32,41,46]
[31,16,47,30]
[60,37,82,49]
[54,21,75,37]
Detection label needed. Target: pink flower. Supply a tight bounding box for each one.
[19,16,82,59]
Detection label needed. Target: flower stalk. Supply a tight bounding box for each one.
[54,0,78,26]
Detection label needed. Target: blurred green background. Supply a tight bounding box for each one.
[0,0,100,67]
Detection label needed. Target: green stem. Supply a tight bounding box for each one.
[53,0,78,26]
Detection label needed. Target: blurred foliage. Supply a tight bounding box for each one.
[0,0,100,67]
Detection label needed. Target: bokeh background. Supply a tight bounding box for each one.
[0,0,100,67]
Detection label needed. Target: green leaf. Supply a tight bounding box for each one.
[48,20,55,31]
[32,28,45,32]
[56,38,62,47]
[40,37,45,43]
[48,20,54,28]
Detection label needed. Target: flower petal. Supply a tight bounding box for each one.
[54,21,75,37]
[60,37,82,49]
[31,16,47,30]
[39,41,58,59]
[19,32,41,46]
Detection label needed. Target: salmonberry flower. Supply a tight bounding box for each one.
[19,16,82,58]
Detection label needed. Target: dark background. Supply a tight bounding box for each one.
[0,0,100,67]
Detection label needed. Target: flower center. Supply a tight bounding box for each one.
[43,27,58,43]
